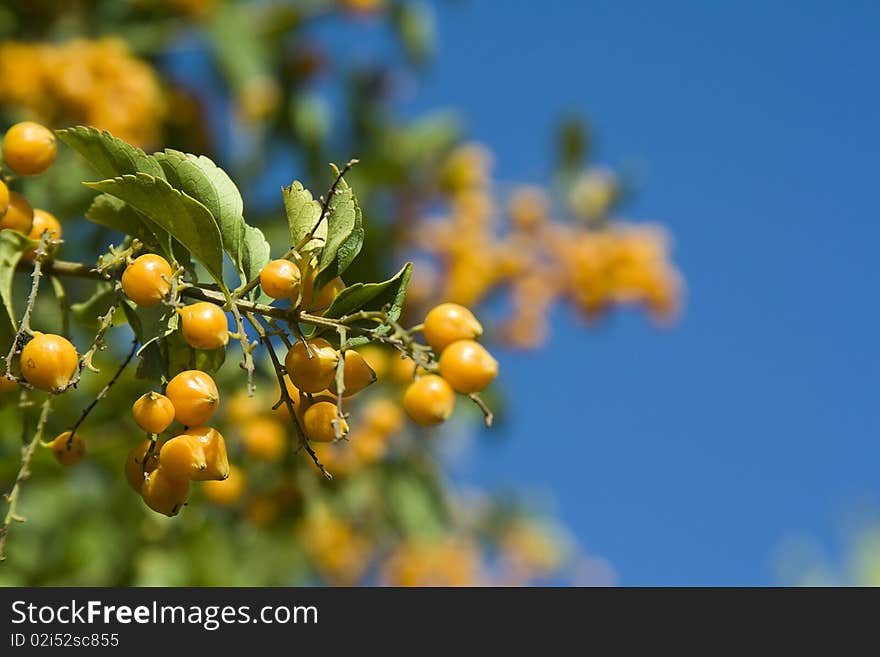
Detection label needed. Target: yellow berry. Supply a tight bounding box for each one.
[158,434,207,480]
[423,303,483,353]
[284,338,339,393]
[438,339,498,393]
[46,431,85,466]
[141,467,190,517]
[403,375,455,426]
[121,254,172,307]
[3,121,57,176]
[165,370,219,427]
[24,209,62,260]
[132,391,175,434]
[330,350,376,397]
[363,397,404,436]
[124,439,161,493]
[178,425,229,481]
[20,332,78,393]
[259,258,302,300]
[0,179,8,217]
[178,302,229,350]
[0,191,34,235]
[302,400,349,442]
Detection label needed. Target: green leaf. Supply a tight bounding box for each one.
[71,284,127,329]
[315,171,364,290]
[0,230,36,332]
[56,126,165,180]
[282,181,324,253]
[85,194,173,260]
[240,224,271,296]
[317,263,412,346]
[135,341,166,381]
[85,174,226,287]
[154,150,248,276]
[166,330,226,377]
[122,300,179,356]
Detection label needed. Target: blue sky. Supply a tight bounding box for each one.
[401,0,880,585]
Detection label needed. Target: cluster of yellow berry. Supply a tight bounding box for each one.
[0,121,90,464]
[409,143,683,348]
[126,371,228,516]
[0,39,165,147]
[403,303,497,425]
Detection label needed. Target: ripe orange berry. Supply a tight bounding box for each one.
[2,121,57,176]
[165,370,219,427]
[0,191,34,235]
[132,391,175,434]
[403,375,455,426]
[24,209,62,260]
[350,427,389,464]
[330,350,376,397]
[141,467,190,517]
[202,464,245,506]
[357,344,389,380]
[225,390,265,425]
[302,400,349,442]
[363,397,404,436]
[0,179,9,217]
[158,434,207,480]
[178,426,229,480]
[178,302,229,350]
[124,439,161,493]
[46,431,85,466]
[121,254,173,307]
[239,416,286,461]
[423,303,484,353]
[390,354,418,384]
[284,338,339,393]
[259,258,302,300]
[20,332,78,393]
[438,339,498,393]
[300,271,344,314]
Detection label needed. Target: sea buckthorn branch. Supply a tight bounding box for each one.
[225,293,257,396]
[245,312,332,479]
[296,158,360,253]
[231,159,358,302]
[65,339,137,448]
[4,233,52,384]
[64,300,119,390]
[333,325,350,440]
[0,396,53,561]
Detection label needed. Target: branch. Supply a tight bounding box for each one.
[0,396,53,560]
[245,313,332,479]
[67,340,137,442]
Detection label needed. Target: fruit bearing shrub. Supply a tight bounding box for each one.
[0,122,498,516]
[0,2,681,586]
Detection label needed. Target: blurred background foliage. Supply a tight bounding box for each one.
[0,0,676,585]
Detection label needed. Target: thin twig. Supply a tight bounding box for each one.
[468,393,494,427]
[246,312,331,479]
[4,235,51,378]
[0,396,53,560]
[67,340,137,444]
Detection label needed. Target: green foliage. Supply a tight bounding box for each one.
[122,299,178,357]
[315,166,364,290]
[56,126,165,180]
[87,175,226,287]
[0,229,35,334]
[282,180,324,253]
[320,262,412,346]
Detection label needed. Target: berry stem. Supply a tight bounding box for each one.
[245,313,332,479]
[67,339,137,444]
